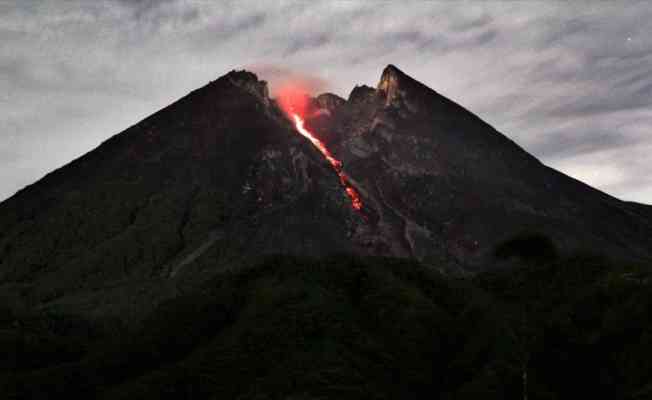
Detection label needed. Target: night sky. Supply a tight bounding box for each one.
[2,1,651,204]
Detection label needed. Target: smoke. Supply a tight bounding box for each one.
[246,64,330,98]
[264,64,365,212]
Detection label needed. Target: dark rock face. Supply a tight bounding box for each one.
[314,92,345,113]
[0,65,651,318]
[307,64,652,271]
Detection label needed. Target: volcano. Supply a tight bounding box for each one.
[2,65,652,399]
[2,64,652,301]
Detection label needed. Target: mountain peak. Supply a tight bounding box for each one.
[224,69,270,104]
[379,64,404,81]
[314,92,345,112]
[348,84,377,104]
[377,64,408,104]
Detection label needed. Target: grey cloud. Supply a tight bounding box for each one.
[448,13,493,32]
[284,32,331,56]
[187,12,267,50]
[1,0,652,204]
[532,129,641,160]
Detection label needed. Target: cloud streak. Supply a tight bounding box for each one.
[1,1,652,204]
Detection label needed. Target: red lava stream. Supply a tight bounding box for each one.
[291,113,364,212]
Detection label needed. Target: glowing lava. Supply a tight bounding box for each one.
[276,83,363,212]
[292,114,363,211]
[292,113,362,211]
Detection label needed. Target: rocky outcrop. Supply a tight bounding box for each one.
[314,93,345,113]
[226,69,270,106]
[347,85,378,104]
[377,64,403,105]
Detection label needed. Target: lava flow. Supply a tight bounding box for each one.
[292,114,363,211]
[276,83,363,212]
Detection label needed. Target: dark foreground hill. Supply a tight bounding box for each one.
[1,254,651,399]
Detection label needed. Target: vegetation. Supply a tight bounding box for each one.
[1,250,651,399]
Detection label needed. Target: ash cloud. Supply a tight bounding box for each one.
[2,1,652,204]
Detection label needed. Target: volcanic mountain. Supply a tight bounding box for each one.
[2,65,652,307]
[2,65,652,399]
[3,65,652,279]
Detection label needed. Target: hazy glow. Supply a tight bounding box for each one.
[276,82,363,211]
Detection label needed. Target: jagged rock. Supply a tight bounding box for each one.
[347,84,378,104]
[377,64,402,105]
[314,92,345,113]
[225,69,270,106]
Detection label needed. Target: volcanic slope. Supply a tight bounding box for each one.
[1,66,652,320]
[305,65,652,269]
[0,71,364,319]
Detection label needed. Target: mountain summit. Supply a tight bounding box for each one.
[1,65,651,316]
[308,64,652,268]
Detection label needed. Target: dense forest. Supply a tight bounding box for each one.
[1,236,651,399]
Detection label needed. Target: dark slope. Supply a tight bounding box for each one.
[307,65,652,268]
[0,71,363,318]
